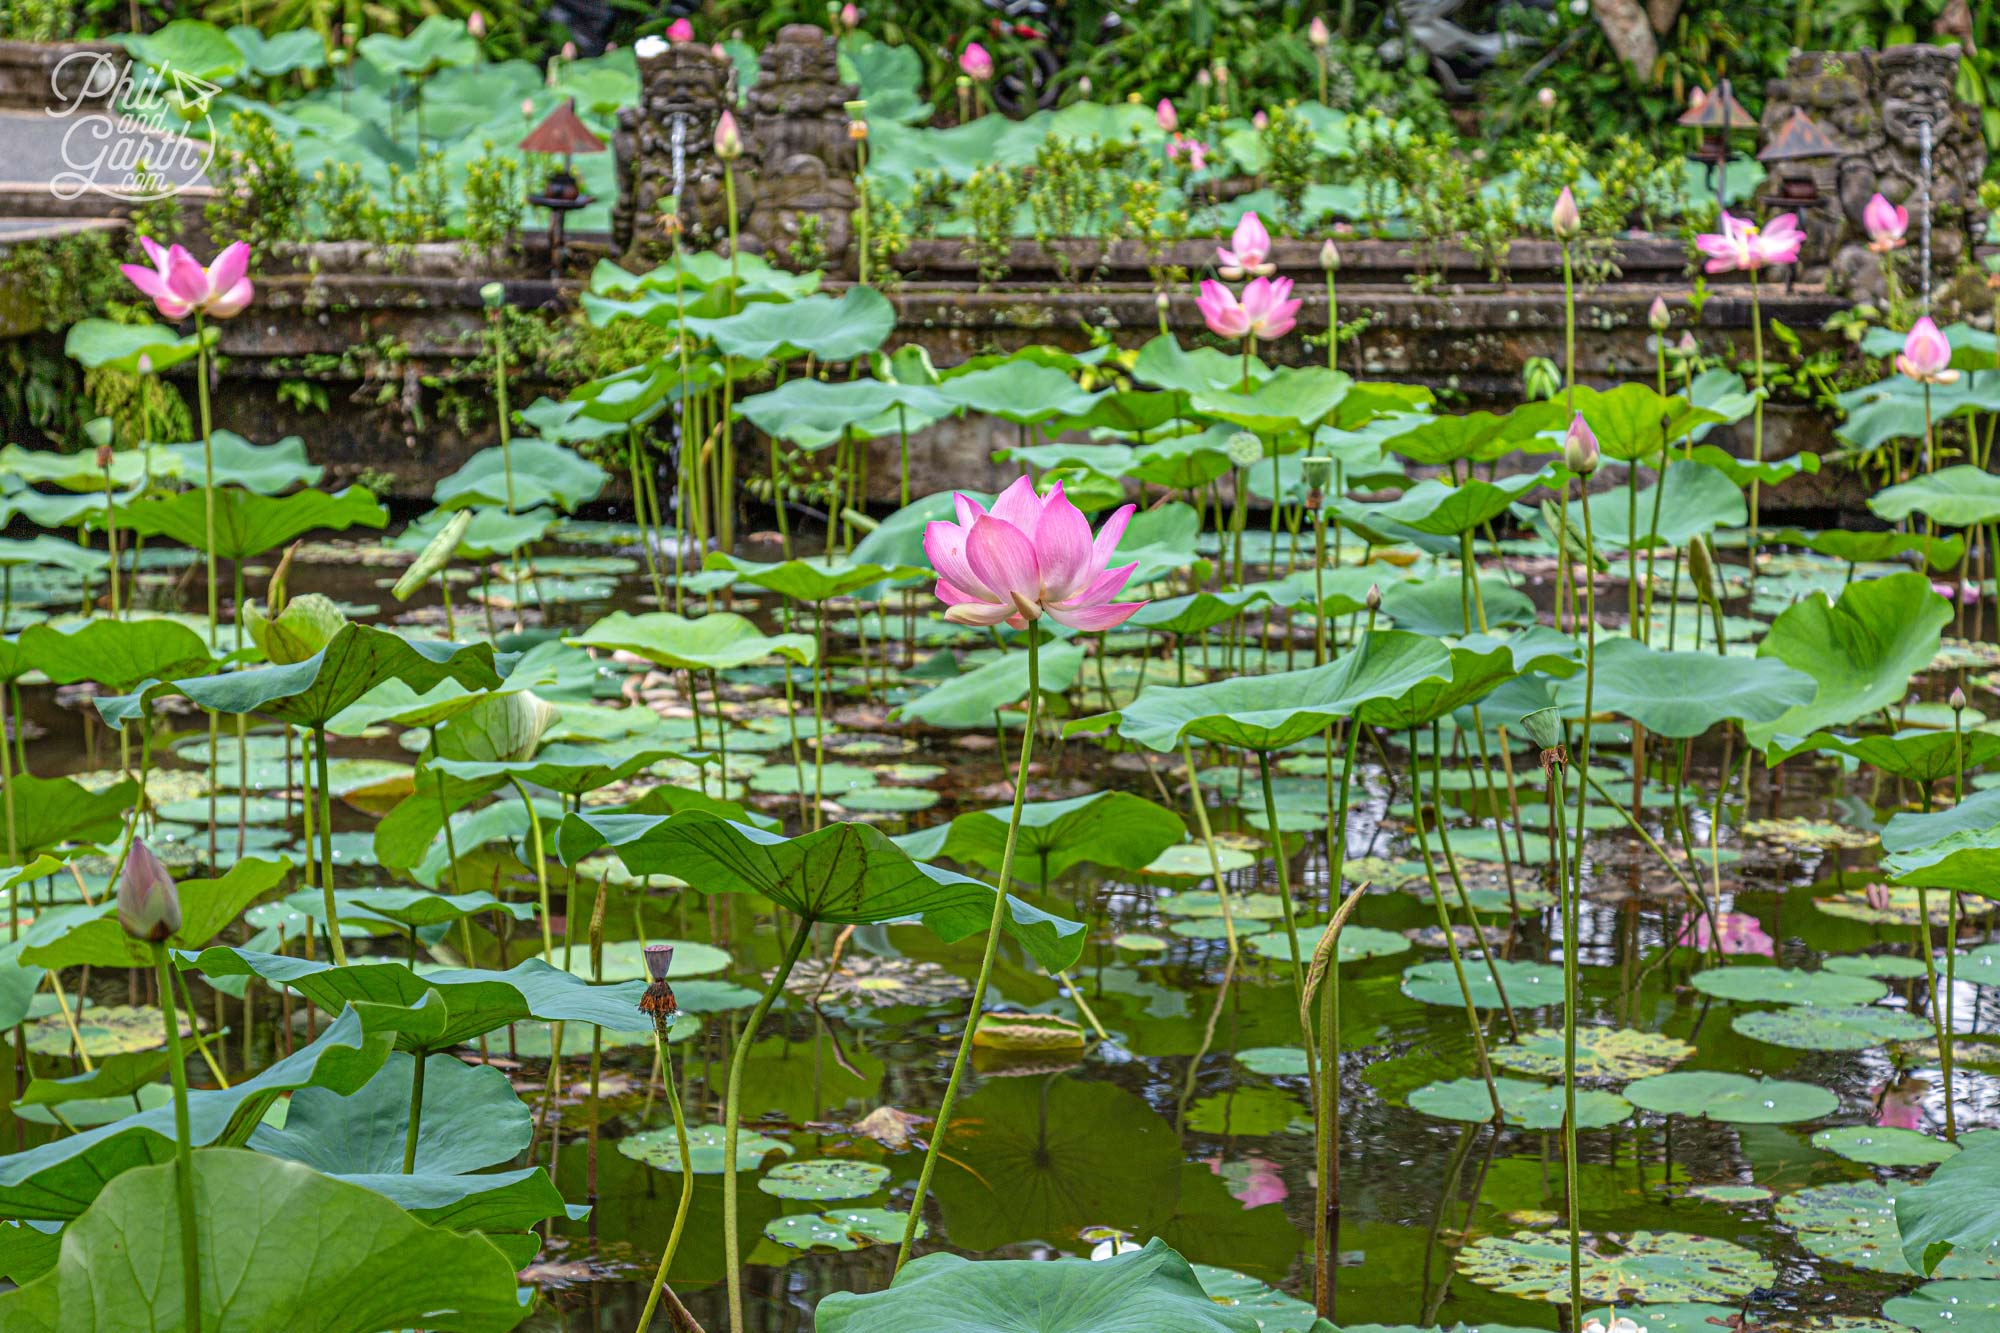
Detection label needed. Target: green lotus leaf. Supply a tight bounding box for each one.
[0,536,113,578]
[1879,788,2000,893]
[248,1051,573,1257]
[891,790,1185,885]
[430,739,695,797]
[555,810,1084,972]
[0,1148,525,1332]
[1187,366,1350,435]
[703,552,926,602]
[355,13,479,75]
[18,617,214,690]
[1689,965,1887,1006]
[1127,589,1274,637]
[1768,526,1965,572]
[618,1122,790,1174]
[22,857,291,970]
[1744,572,1950,752]
[395,506,556,559]
[101,487,388,561]
[1622,1071,1838,1124]
[1780,1180,2000,1278]
[1131,334,1271,396]
[1378,575,1534,638]
[893,644,1086,730]
[0,1008,391,1219]
[569,610,814,672]
[98,623,502,730]
[1884,1278,2000,1333]
[1490,1026,1695,1080]
[1353,637,1536,733]
[1457,1229,1775,1304]
[1097,630,1452,752]
[433,440,607,513]
[1731,1003,1932,1050]
[1683,444,1819,488]
[1245,923,1409,964]
[1799,729,2000,784]
[758,1159,892,1201]
[1896,1132,2000,1275]
[1125,431,1237,491]
[1837,375,2000,453]
[736,378,954,449]
[1870,464,2000,529]
[1367,466,1555,537]
[61,318,203,375]
[180,951,647,1052]
[0,444,181,492]
[1409,1075,1632,1129]
[1567,459,1747,548]
[686,285,895,362]
[159,430,323,495]
[0,775,137,865]
[1557,636,1813,738]
[1400,957,1565,1010]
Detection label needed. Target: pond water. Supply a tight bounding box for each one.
[6,511,1992,1332]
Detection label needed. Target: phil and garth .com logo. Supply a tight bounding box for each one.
[46,49,217,203]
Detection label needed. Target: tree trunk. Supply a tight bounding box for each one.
[1593,0,1661,80]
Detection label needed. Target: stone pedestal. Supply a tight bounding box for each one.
[1761,44,1986,300]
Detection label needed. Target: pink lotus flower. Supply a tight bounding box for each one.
[959,42,993,81]
[1873,1078,1928,1132]
[1217,210,1273,278]
[118,835,182,943]
[1251,110,1268,129]
[1932,580,1979,605]
[120,237,253,321]
[666,17,693,42]
[1308,15,1330,46]
[840,2,859,28]
[466,10,485,37]
[1563,411,1599,474]
[1166,135,1208,171]
[924,477,1145,631]
[1695,211,1802,274]
[1206,1155,1288,1208]
[714,108,742,161]
[1675,911,1773,957]
[1898,316,1958,385]
[1864,193,1908,252]
[1197,276,1299,341]
[1155,98,1177,132]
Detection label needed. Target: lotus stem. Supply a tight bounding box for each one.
[312,726,347,966]
[1542,738,1583,1321]
[505,775,552,957]
[896,634,1043,1273]
[724,915,812,1330]
[1256,753,1308,1004]
[1747,271,1765,577]
[402,1052,426,1174]
[155,941,203,1333]
[1179,737,1240,957]
[1315,697,1368,1315]
[636,1022,699,1333]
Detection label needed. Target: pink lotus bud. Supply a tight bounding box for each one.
[119,836,182,943]
[1551,186,1580,239]
[1365,583,1381,611]
[959,42,992,81]
[136,354,153,375]
[1156,99,1177,132]
[1897,316,1957,385]
[1320,238,1340,271]
[1196,68,1211,89]
[1864,193,1908,251]
[561,39,577,59]
[714,108,742,160]
[1951,686,1968,712]
[522,98,535,117]
[1564,411,1599,474]
[1308,15,1331,47]
[1212,62,1227,84]
[666,17,693,42]
[840,2,859,27]
[1648,296,1670,332]
[1537,87,1556,110]
[466,10,485,37]
[1252,109,1268,129]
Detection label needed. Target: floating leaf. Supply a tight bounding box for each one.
[1623,1071,1838,1124]
[1457,1229,1775,1303]
[757,1160,891,1201]
[1491,1027,1694,1080]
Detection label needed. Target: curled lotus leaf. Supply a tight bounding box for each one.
[970,1012,1085,1052]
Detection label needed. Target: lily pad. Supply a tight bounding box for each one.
[1457,1229,1775,1303]
[1731,1004,1932,1051]
[763,1206,919,1252]
[1409,1076,1632,1130]
[1689,966,1888,1007]
[759,1160,892,1201]
[618,1123,791,1174]
[1811,1125,1959,1167]
[1623,1071,1839,1124]
[1491,1027,1694,1081]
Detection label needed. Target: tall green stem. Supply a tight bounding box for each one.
[1257,752,1307,1004]
[1545,749,1581,1321]
[723,915,812,1332]
[312,726,346,966]
[1315,702,1366,1317]
[1746,272,1765,576]
[402,1052,427,1174]
[897,633,1042,1272]
[155,942,203,1333]
[636,1027,697,1333]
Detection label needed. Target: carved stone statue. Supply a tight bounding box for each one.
[738,24,859,270]
[613,39,733,268]
[1378,0,1536,98]
[1760,44,1986,300]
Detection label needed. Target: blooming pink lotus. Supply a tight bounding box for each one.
[1898,316,1958,385]
[666,17,693,42]
[924,477,1145,631]
[1695,211,1803,274]
[1217,210,1274,278]
[959,42,993,81]
[120,237,253,321]
[1155,98,1177,132]
[1197,276,1299,341]
[1864,193,1908,253]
